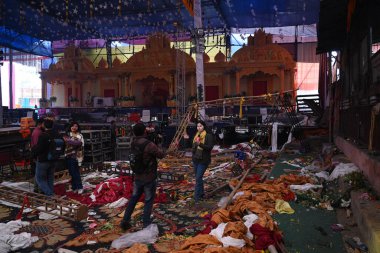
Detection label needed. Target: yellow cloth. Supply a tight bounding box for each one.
[239,97,245,118]
[193,130,206,144]
[193,130,207,156]
[275,199,295,214]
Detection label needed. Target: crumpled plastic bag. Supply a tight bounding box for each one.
[107,197,128,208]
[275,199,295,214]
[290,183,323,191]
[242,214,258,239]
[209,223,246,248]
[111,224,159,249]
[328,163,359,181]
[210,223,227,241]
[0,221,38,252]
[220,236,246,248]
[218,196,229,207]
[232,191,245,200]
[315,171,329,180]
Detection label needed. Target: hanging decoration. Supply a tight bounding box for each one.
[19,3,25,28]
[90,0,94,18]
[118,0,122,16]
[239,97,245,119]
[65,0,69,23]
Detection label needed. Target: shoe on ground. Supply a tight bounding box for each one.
[120,221,132,232]
[77,189,83,194]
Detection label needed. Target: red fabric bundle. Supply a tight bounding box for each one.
[282,190,296,201]
[245,174,262,183]
[199,220,218,234]
[250,223,282,250]
[92,176,134,205]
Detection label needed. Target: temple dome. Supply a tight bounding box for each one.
[113,56,122,67]
[98,57,108,69]
[214,50,226,63]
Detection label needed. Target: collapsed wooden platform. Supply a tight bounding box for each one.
[0,185,88,221]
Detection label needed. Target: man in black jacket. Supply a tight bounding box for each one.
[120,123,165,231]
[32,118,56,196]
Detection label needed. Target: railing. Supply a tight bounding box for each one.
[296,94,320,114]
[340,105,379,151]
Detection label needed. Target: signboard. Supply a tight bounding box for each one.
[182,0,194,16]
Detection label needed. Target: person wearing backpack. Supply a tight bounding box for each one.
[120,122,165,231]
[184,120,214,203]
[63,121,84,194]
[32,118,57,196]
[30,118,44,193]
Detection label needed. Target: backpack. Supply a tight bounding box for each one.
[129,140,151,174]
[47,137,65,161]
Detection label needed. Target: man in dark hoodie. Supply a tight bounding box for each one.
[32,118,56,196]
[120,123,165,231]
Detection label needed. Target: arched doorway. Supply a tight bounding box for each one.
[134,76,169,107]
[245,71,277,96]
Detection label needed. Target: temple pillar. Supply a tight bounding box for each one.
[42,79,47,99]
[129,77,133,97]
[51,82,55,98]
[190,73,195,96]
[73,82,79,106]
[291,70,296,98]
[235,72,240,94]
[120,76,124,97]
[225,72,231,95]
[70,81,74,106]
[171,72,176,98]
[126,73,131,97]
[79,82,83,107]
[169,72,174,97]
[280,69,285,94]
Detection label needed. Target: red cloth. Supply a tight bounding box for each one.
[250,223,282,250]
[91,176,133,205]
[54,183,93,205]
[54,183,66,196]
[199,220,218,234]
[56,176,169,207]
[245,174,262,183]
[155,187,168,203]
[16,195,30,220]
[66,191,93,205]
[129,113,140,123]
[282,191,296,201]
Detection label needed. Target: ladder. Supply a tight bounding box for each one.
[0,186,88,221]
[279,94,300,126]
[166,104,197,154]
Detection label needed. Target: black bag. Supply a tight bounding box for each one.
[129,140,151,174]
[47,137,65,161]
[193,147,203,160]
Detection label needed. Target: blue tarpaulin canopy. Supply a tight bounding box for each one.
[0,0,320,56]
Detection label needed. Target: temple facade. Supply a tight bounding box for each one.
[40,30,296,107]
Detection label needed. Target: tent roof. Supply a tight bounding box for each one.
[0,0,320,56]
[316,0,347,54]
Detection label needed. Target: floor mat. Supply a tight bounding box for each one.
[271,150,346,253]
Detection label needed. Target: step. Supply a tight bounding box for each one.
[351,190,380,253]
